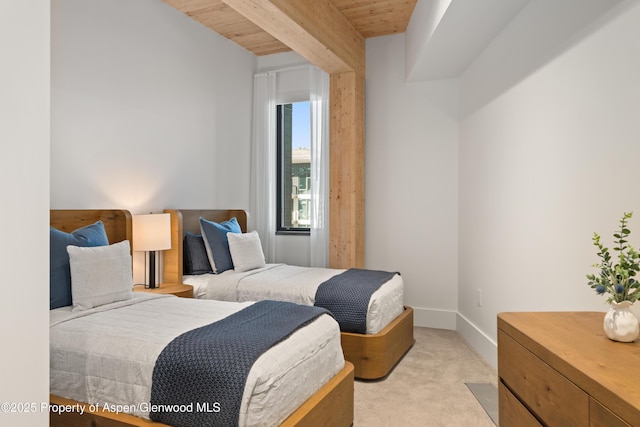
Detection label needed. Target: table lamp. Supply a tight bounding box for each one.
[133,213,171,288]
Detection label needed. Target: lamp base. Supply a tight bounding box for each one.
[146,250,157,289]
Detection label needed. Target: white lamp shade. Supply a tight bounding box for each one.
[132,213,171,251]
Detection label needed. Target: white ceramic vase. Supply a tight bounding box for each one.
[604,301,640,342]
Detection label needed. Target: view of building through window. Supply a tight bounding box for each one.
[277,101,311,232]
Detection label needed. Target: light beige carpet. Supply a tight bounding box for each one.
[354,326,498,426]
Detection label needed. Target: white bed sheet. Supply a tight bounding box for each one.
[50,293,344,427]
[185,263,404,334]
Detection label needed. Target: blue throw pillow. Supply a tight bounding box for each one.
[199,217,241,274]
[183,232,213,275]
[50,220,109,309]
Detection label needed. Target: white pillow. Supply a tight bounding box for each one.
[67,240,133,311]
[227,231,266,272]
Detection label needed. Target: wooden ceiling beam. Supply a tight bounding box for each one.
[220,0,365,75]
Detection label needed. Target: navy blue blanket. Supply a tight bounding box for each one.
[314,268,398,334]
[149,300,330,427]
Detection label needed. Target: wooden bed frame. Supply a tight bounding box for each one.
[49,209,354,427]
[163,208,415,380]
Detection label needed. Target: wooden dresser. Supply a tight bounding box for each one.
[498,312,640,427]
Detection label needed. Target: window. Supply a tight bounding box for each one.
[277,101,311,234]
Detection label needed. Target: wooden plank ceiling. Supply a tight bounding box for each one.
[163,0,417,56]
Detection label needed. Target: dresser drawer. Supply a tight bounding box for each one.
[498,381,542,427]
[498,330,589,427]
[590,398,631,427]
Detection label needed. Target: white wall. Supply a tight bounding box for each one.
[51,0,255,214]
[51,0,256,282]
[458,0,640,366]
[365,34,460,329]
[0,1,50,425]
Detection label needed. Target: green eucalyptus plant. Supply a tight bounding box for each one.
[587,212,640,304]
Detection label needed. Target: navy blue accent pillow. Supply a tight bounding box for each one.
[50,221,109,309]
[183,232,213,275]
[199,217,241,274]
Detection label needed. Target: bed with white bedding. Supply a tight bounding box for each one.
[163,209,415,379]
[185,263,404,334]
[49,209,354,427]
[51,293,343,426]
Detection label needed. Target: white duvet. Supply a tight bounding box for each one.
[50,293,344,427]
[184,263,405,334]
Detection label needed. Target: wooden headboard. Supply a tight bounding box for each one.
[162,209,248,284]
[50,209,133,246]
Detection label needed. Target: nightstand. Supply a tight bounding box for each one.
[133,283,194,298]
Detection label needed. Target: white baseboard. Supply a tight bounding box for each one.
[411,306,457,330]
[410,306,497,369]
[456,312,497,369]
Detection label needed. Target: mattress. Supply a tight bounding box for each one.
[184,263,404,334]
[50,293,344,427]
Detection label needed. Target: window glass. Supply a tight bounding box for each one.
[277,102,311,233]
